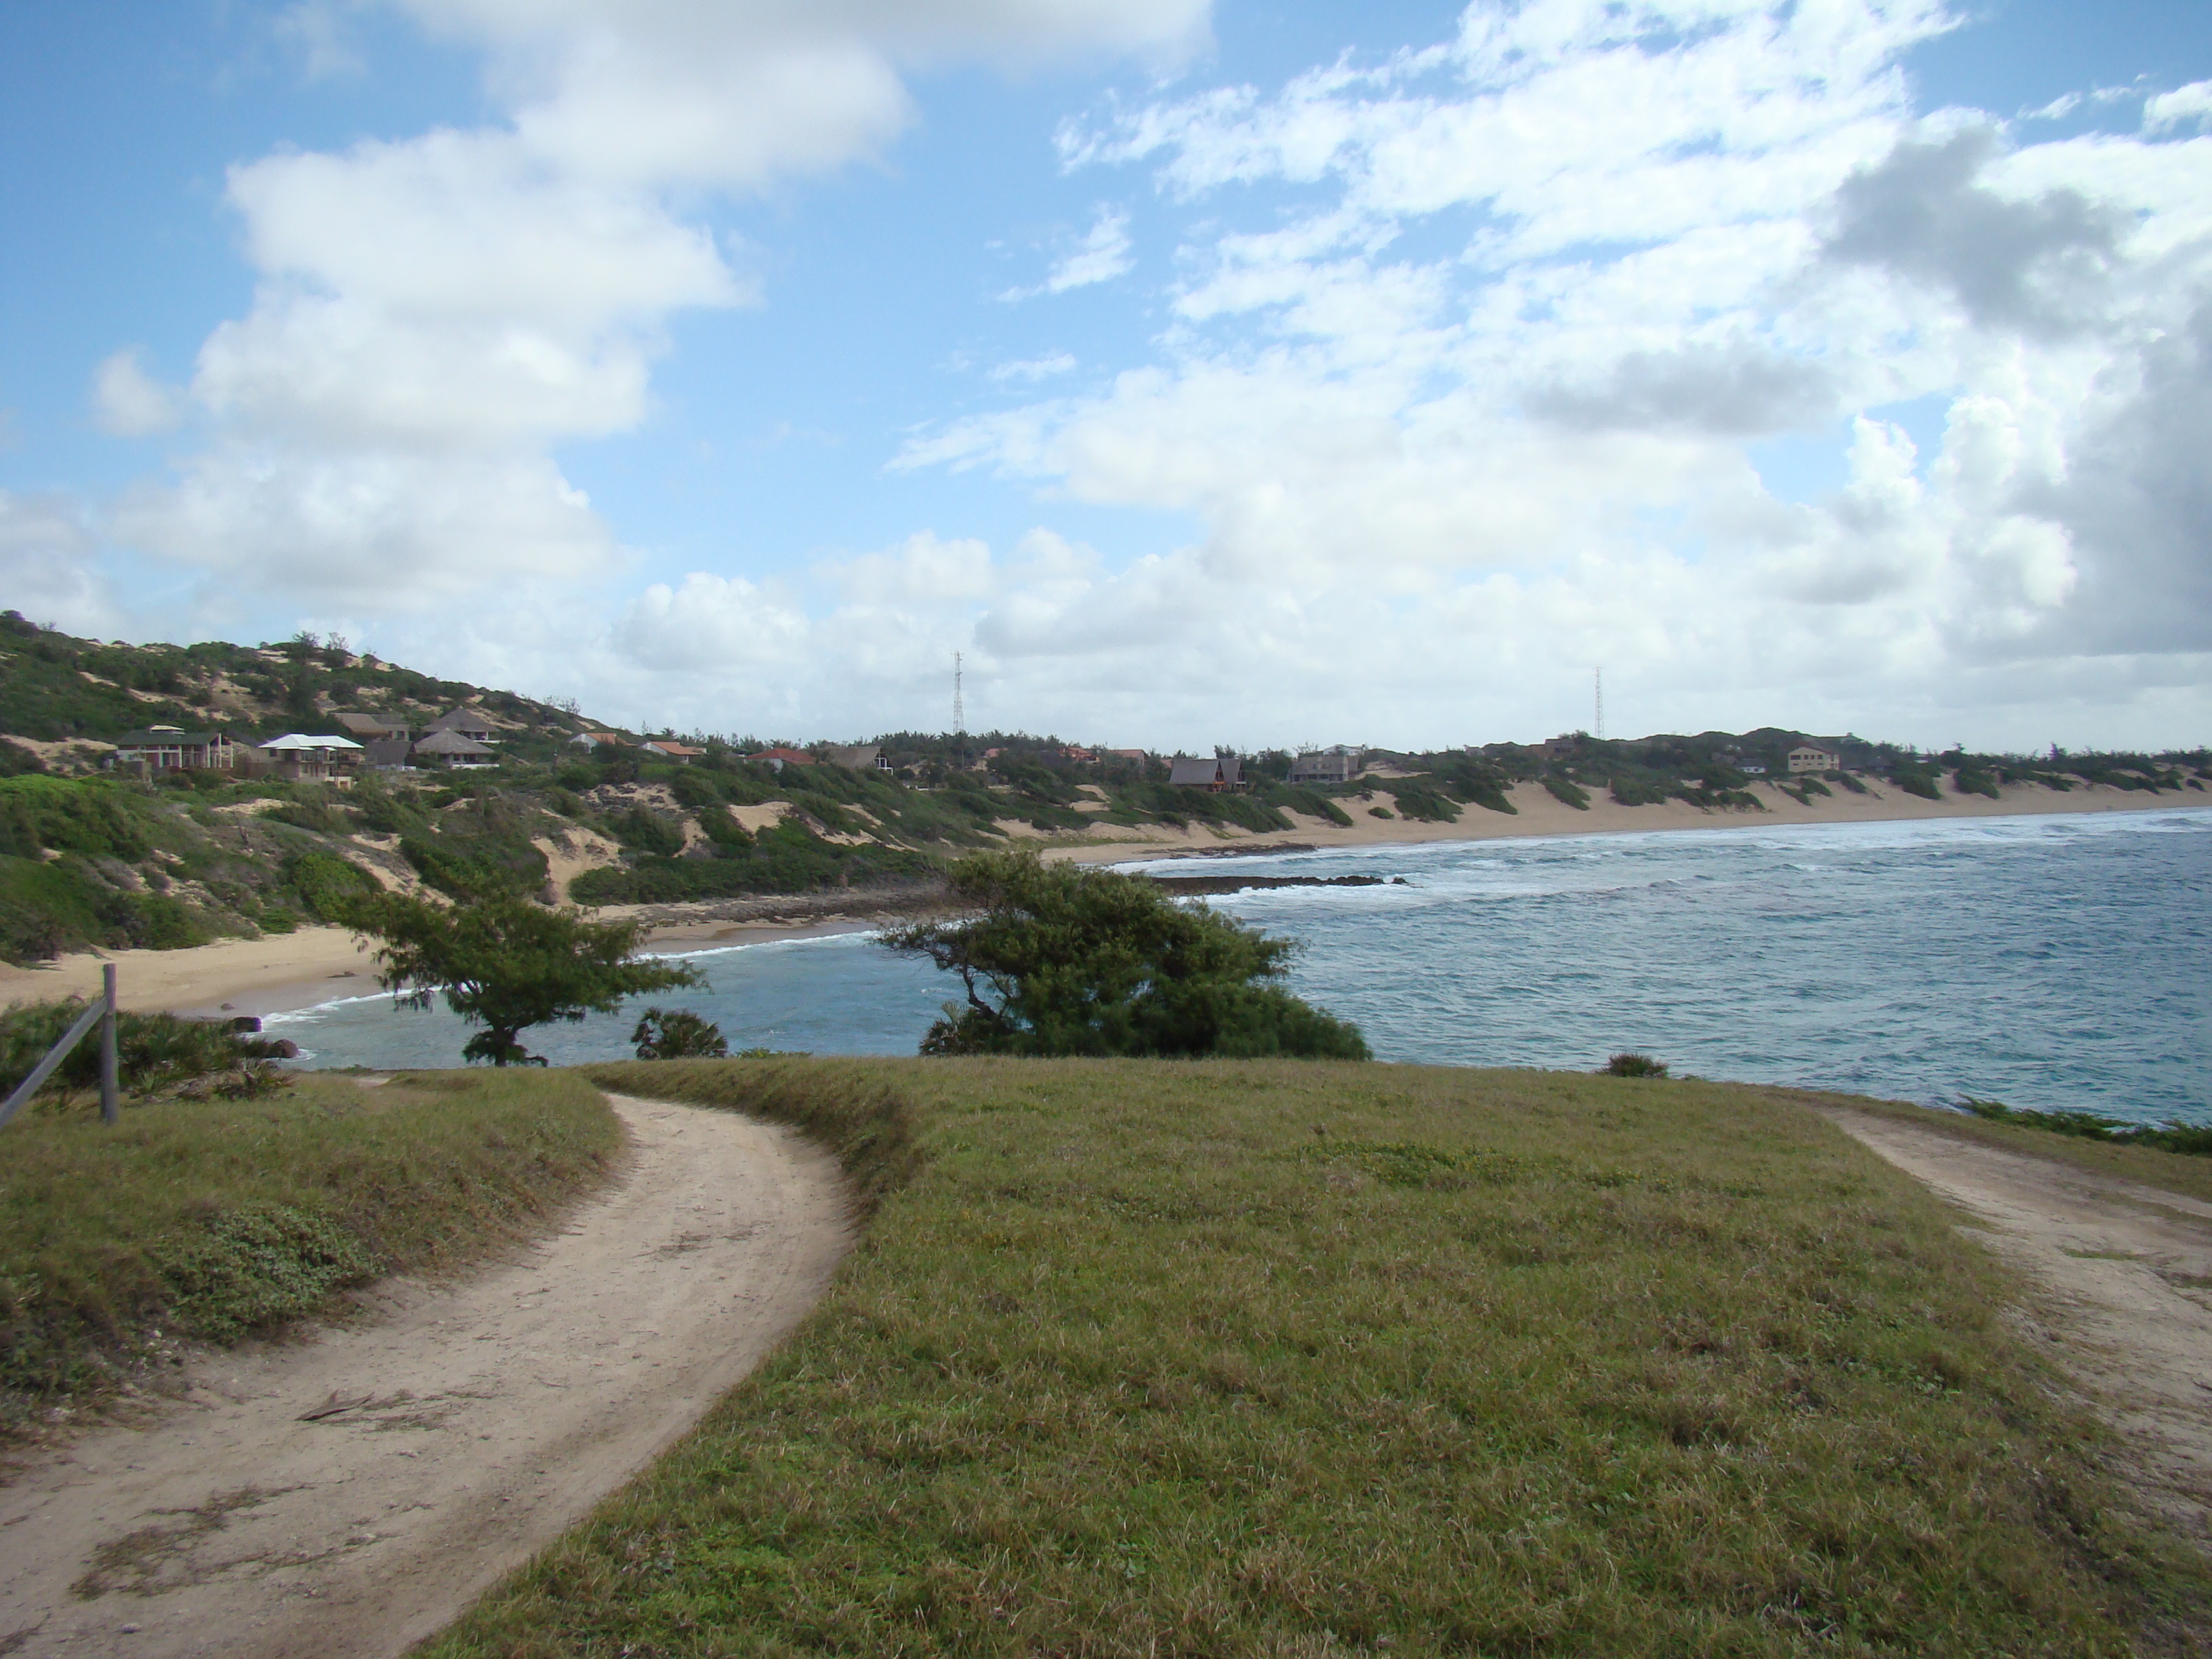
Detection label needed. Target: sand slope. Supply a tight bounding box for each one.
[0,1092,851,1659]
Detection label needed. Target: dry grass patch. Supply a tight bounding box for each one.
[419,1059,2212,1656]
[0,1069,620,1427]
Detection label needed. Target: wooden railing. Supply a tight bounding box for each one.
[0,964,119,1128]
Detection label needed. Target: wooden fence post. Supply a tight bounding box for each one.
[100,963,119,1126]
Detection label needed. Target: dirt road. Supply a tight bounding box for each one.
[0,1094,851,1659]
[1823,1105,2212,1538]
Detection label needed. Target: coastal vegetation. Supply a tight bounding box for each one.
[421,1057,2212,1656]
[0,616,2202,968]
[0,999,290,1101]
[879,851,1370,1059]
[0,1068,617,1430]
[330,883,703,1066]
[1961,1095,2212,1157]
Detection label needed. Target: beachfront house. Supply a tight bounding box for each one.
[361,737,415,771]
[826,744,893,772]
[1169,754,1248,792]
[642,740,706,764]
[749,746,815,773]
[262,733,365,781]
[335,712,407,743]
[108,726,260,774]
[411,730,497,769]
[1789,745,1842,774]
[1290,746,1361,786]
[572,731,629,750]
[424,707,498,744]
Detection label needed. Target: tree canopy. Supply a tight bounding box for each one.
[332,887,702,1066]
[880,851,1369,1060]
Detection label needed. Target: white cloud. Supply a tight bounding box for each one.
[91,349,185,436]
[2144,81,2212,134]
[990,351,1078,380]
[1002,208,1135,300]
[1044,208,1134,292]
[873,0,2212,745]
[111,1,1207,615]
[0,492,121,636]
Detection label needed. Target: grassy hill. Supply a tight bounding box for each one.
[413,1057,2212,1656]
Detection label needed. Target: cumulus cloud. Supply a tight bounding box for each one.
[1004,209,1134,299]
[2144,81,2212,134]
[1820,129,2127,337]
[877,0,2212,744]
[0,492,121,636]
[112,0,1208,613]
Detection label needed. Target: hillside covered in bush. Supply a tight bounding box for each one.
[0,614,2201,966]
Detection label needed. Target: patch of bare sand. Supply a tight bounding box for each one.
[1822,1106,2212,1540]
[0,1093,851,1659]
[530,828,623,903]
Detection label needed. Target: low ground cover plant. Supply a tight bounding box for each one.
[1961,1094,2212,1157]
[431,1058,2212,1656]
[0,1069,618,1427]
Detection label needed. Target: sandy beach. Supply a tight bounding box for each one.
[1045,775,2203,864]
[0,915,882,1023]
[0,775,2192,1019]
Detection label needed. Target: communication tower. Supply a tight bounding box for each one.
[954,651,965,736]
[1595,667,1605,741]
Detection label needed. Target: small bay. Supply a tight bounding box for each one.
[274,806,2212,1125]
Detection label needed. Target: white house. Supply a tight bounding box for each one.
[1788,745,1841,774]
[261,733,365,780]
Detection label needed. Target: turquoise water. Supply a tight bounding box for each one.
[271,807,2212,1124]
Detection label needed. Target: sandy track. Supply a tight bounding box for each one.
[0,1094,851,1659]
[1823,1107,2212,1538]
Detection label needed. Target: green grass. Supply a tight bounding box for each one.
[425,1059,2211,1657]
[0,1069,620,1427]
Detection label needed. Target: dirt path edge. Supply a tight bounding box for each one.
[0,1093,853,1659]
[1820,1103,2212,1543]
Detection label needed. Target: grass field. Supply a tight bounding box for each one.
[421,1057,2211,1657]
[0,1069,620,1429]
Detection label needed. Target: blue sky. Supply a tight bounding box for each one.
[3,0,2211,751]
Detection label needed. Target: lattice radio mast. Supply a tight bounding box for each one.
[1594,667,1605,741]
[953,651,965,736]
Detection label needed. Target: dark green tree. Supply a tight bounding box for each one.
[880,850,1369,1059]
[631,1006,729,1059]
[331,887,701,1065]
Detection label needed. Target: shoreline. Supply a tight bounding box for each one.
[0,778,2196,1019]
[1044,775,2203,865]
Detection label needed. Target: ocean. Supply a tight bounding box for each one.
[269,806,2212,1125]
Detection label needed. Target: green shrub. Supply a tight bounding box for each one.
[1603,1052,1669,1078]
[1544,775,1591,810]
[0,999,266,1101]
[262,797,356,836]
[631,1007,729,1060]
[282,850,379,921]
